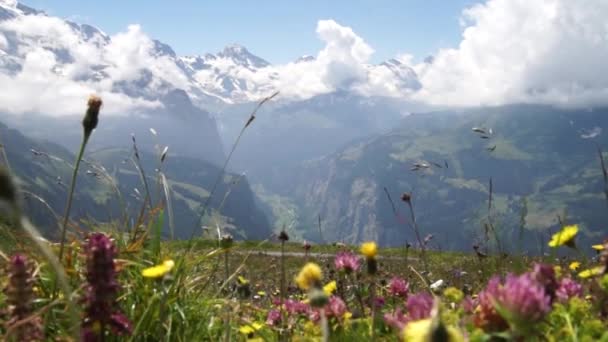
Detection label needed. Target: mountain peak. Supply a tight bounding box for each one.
[217,43,270,68]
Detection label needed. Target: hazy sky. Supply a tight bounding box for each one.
[28,0,481,64]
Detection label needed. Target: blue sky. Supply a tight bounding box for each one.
[28,0,482,64]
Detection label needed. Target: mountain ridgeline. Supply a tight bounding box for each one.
[0,121,271,240]
[272,105,608,252]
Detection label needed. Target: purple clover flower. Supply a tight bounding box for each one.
[406,292,434,320]
[473,276,508,332]
[384,309,408,331]
[388,277,409,299]
[266,309,281,326]
[327,296,348,318]
[334,252,360,273]
[496,274,551,328]
[81,233,131,341]
[531,263,558,303]
[556,277,583,303]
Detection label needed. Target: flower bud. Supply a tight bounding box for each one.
[82,95,102,139]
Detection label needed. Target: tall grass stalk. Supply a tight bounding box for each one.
[402,193,429,274]
[130,134,153,210]
[58,96,102,261]
[190,91,279,241]
[178,91,279,275]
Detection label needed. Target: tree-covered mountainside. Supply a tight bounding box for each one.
[273,105,608,251]
[0,121,271,240]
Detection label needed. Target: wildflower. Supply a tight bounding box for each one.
[473,276,508,332]
[266,310,281,326]
[530,263,558,302]
[407,293,434,321]
[3,254,43,341]
[592,244,605,251]
[237,276,252,298]
[556,277,583,302]
[334,251,360,273]
[388,277,409,298]
[578,266,604,279]
[569,261,581,271]
[548,224,578,248]
[82,95,102,139]
[360,241,378,275]
[384,309,408,331]
[443,287,464,304]
[141,260,175,279]
[360,241,378,259]
[402,319,464,342]
[495,274,551,330]
[374,296,386,308]
[284,299,310,315]
[462,296,477,314]
[323,280,337,295]
[326,296,347,318]
[295,262,323,290]
[82,233,132,341]
[554,265,562,278]
[239,322,263,336]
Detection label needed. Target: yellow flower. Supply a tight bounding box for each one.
[554,265,562,278]
[578,266,604,279]
[142,259,175,278]
[238,276,250,285]
[238,322,263,335]
[323,280,337,295]
[569,261,581,271]
[402,319,464,342]
[360,241,378,259]
[294,262,323,290]
[548,225,578,248]
[592,244,605,251]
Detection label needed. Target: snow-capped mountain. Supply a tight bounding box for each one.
[0,1,421,112]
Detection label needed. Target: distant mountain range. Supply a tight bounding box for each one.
[272,105,608,251]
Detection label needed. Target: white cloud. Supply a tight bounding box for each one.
[3,0,608,113]
[270,19,390,99]
[0,47,160,116]
[413,0,608,108]
[0,14,175,116]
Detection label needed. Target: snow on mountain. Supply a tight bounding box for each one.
[0,1,421,116]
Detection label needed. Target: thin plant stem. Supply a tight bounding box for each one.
[405,199,428,273]
[369,279,377,342]
[320,308,329,342]
[58,134,89,261]
[279,240,287,342]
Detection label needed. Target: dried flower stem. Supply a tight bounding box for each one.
[404,198,429,273]
[57,133,89,262]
